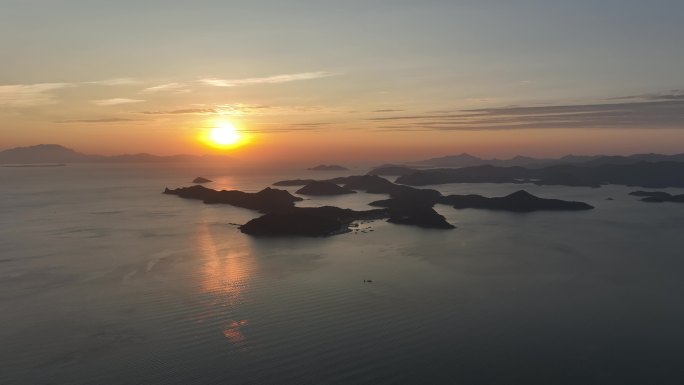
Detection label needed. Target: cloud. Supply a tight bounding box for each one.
[141,108,217,115]
[293,122,331,126]
[366,100,684,131]
[609,90,684,101]
[56,118,144,123]
[86,78,140,86]
[91,98,145,106]
[199,71,336,87]
[140,104,272,116]
[0,83,73,107]
[140,83,189,94]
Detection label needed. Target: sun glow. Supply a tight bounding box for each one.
[210,122,240,145]
[201,120,250,149]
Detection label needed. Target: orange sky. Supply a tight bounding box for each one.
[2,2,684,163]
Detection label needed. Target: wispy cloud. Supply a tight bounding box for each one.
[56,117,144,123]
[140,103,340,117]
[199,71,336,87]
[140,83,190,94]
[372,109,405,113]
[0,83,73,107]
[140,104,273,116]
[86,78,140,86]
[609,90,684,101]
[92,98,145,106]
[141,107,218,115]
[366,99,684,131]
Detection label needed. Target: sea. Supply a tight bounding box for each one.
[1,163,683,385]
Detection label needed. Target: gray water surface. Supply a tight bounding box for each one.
[1,164,683,384]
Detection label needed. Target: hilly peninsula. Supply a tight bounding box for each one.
[307,164,348,171]
[240,206,387,236]
[296,181,356,196]
[395,162,684,188]
[629,191,684,203]
[0,144,232,164]
[165,174,596,237]
[163,185,302,213]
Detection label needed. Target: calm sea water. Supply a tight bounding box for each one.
[1,164,684,385]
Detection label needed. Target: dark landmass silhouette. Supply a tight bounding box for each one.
[273,179,317,186]
[414,152,684,168]
[1,163,66,168]
[396,162,684,188]
[629,191,684,203]
[307,164,349,171]
[368,198,454,229]
[166,173,598,236]
[0,144,233,164]
[275,175,442,201]
[296,176,453,228]
[296,181,357,196]
[442,190,594,212]
[192,177,213,183]
[163,185,302,213]
[272,175,593,231]
[367,164,418,176]
[369,187,591,214]
[240,206,388,237]
[167,175,457,235]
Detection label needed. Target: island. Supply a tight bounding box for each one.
[369,198,454,229]
[395,162,684,188]
[0,144,234,164]
[273,179,317,186]
[276,175,594,214]
[276,175,441,201]
[307,164,349,171]
[192,177,213,183]
[166,176,457,235]
[165,175,596,237]
[367,164,418,176]
[163,185,302,212]
[629,191,684,203]
[1,163,66,168]
[441,190,594,212]
[239,206,388,237]
[295,181,357,196]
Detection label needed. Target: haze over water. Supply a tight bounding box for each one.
[2,164,684,384]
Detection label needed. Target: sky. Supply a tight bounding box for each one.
[1,0,684,162]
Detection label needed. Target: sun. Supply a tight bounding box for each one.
[210,122,240,145]
[200,120,249,150]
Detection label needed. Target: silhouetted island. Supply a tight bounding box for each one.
[275,175,594,214]
[414,151,684,168]
[273,179,318,186]
[308,164,349,171]
[167,176,458,235]
[1,163,66,168]
[629,191,684,203]
[163,185,302,212]
[192,177,213,183]
[165,175,598,237]
[369,198,454,229]
[239,206,388,236]
[367,164,418,176]
[295,181,357,196]
[442,190,594,212]
[0,144,233,164]
[395,162,684,188]
[275,175,441,201]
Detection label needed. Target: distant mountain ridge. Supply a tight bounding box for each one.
[414,152,684,168]
[0,144,233,164]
